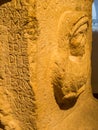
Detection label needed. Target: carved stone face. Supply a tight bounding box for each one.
[52,11,90,109]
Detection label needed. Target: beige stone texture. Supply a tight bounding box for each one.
[0,0,98,130]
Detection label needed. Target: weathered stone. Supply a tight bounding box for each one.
[0,0,98,130]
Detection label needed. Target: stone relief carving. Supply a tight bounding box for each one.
[0,1,37,129]
[1,0,98,129]
[52,11,90,109]
[69,15,89,56]
[0,25,21,130]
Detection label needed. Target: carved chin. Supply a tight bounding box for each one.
[52,63,87,109]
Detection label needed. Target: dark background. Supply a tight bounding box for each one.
[92,30,98,98]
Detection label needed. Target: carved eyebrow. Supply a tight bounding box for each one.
[71,16,89,36]
[74,22,88,36]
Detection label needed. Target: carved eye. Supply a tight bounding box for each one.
[71,33,85,47]
[70,18,89,56]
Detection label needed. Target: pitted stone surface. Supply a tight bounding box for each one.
[0,0,98,130]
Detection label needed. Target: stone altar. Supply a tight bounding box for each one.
[0,0,98,130]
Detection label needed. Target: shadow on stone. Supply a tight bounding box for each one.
[0,121,5,129]
[53,84,77,110]
[0,0,11,6]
